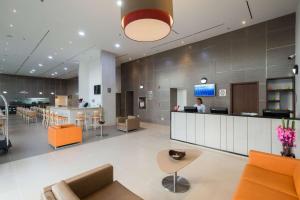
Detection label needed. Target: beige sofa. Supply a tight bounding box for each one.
[41,164,142,200]
[117,116,140,132]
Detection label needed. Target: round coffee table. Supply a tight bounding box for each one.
[157,149,201,193]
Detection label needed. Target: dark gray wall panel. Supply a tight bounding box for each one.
[121,14,296,125]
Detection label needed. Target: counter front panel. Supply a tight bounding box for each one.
[171,112,300,157]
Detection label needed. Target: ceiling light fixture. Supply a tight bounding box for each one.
[38,64,43,67]
[48,55,53,59]
[39,92,43,95]
[78,31,85,37]
[115,43,120,48]
[51,73,55,76]
[117,0,123,7]
[9,24,14,28]
[121,0,173,42]
[12,9,17,13]
[2,91,7,94]
[139,85,144,89]
[51,92,55,95]
[64,67,68,71]
[200,77,208,84]
[54,72,58,75]
[242,21,246,25]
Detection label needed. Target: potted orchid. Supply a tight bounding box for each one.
[277,119,296,158]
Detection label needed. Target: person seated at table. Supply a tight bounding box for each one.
[194,98,206,113]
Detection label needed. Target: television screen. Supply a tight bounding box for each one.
[194,84,216,97]
[94,85,101,95]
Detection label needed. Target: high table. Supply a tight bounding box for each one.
[157,149,201,193]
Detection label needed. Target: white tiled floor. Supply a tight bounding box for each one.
[0,122,247,200]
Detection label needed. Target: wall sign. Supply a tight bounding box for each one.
[219,89,227,97]
[139,97,146,109]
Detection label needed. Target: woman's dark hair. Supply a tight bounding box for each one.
[197,98,203,104]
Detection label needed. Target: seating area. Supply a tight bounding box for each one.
[234,151,300,200]
[1,0,300,200]
[42,164,142,200]
[117,116,140,132]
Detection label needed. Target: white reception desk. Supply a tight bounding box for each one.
[50,107,101,124]
[171,112,300,157]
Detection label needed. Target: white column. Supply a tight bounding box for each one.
[296,2,300,117]
[101,51,117,125]
[78,49,116,125]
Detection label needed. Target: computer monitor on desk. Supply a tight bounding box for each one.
[184,106,198,113]
[263,109,291,119]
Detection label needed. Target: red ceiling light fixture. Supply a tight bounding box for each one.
[121,0,173,42]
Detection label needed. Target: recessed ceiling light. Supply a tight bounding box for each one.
[69,41,73,44]
[38,64,43,67]
[115,43,120,48]
[48,55,53,59]
[116,0,123,7]
[39,92,43,95]
[51,92,55,95]
[78,31,85,37]
[3,91,7,94]
[54,72,58,75]
[64,67,68,71]
[12,9,17,13]
[242,21,246,25]
[51,73,55,76]
[9,24,14,28]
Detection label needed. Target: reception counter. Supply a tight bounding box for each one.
[171,112,300,157]
[50,107,101,124]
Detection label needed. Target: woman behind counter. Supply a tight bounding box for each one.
[194,98,206,113]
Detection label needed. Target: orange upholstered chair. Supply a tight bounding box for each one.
[48,124,82,149]
[233,150,300,200]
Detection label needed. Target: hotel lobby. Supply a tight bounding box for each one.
[0,0,300,200]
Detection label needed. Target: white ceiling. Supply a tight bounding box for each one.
[0,0,298,79]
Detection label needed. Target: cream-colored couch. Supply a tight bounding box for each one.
[41,164,142,200]
[117,116,140,132]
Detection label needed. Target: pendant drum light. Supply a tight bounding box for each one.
[121,0,173,42]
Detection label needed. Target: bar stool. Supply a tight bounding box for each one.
[91,110,100,130]
[75,112,88,131]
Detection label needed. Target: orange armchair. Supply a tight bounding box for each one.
[233,150,300,200]
[48,124,82,149]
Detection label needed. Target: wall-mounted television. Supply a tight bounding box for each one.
[94,85,101,95]
[194,84,216,97]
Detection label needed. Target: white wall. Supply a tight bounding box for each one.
[296,2,300,117]
[79,49,101,106]
[177,89,187,110]
[78,49,116,125]
[101,51,117,125]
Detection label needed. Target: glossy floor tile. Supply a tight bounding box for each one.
[0,115,123,164]
[0,122,247,200]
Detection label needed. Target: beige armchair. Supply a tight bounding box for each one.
[117,116,140,132]
[41,164,142,200]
